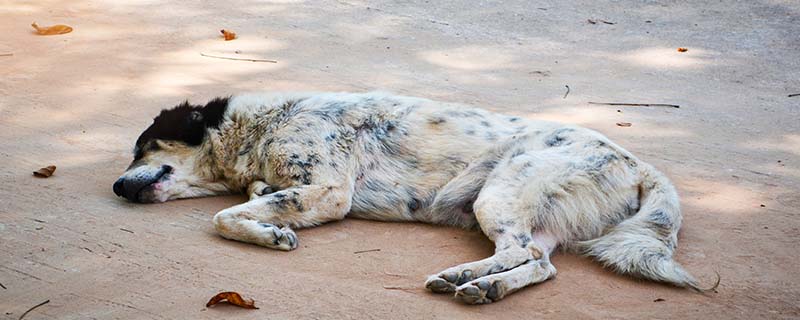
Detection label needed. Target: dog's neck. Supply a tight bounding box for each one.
[197,102,295,193]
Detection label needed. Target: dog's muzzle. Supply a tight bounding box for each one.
[113,165,173,202]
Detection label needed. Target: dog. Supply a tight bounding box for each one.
[113,92,716,304]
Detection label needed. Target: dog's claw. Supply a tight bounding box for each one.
[455,280,505,304]
[259,223,298,251]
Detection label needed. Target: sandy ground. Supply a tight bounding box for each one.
[1,0,799,319]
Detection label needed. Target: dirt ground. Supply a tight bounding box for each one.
[1,0,799,319]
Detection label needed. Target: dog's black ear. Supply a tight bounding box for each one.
[134,97,229,152]
[200,97,229,129]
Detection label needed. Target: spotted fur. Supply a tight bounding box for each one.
[114,92,716,304]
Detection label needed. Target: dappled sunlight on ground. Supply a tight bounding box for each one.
[0,3,40,14]
[419,45,520,71]
[605,46,722,70]
[681,177,767,216]
[140,37,288,96]
[742,134,800,157]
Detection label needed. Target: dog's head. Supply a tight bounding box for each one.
[113,97,232,203]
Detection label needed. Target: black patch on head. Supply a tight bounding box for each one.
[134,97,229,158]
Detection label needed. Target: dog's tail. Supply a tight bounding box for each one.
[429,142,515,228]
[579,163,719,292]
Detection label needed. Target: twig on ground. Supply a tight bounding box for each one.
[383,271,407,277]
[199,52,277,63]
[32,219,46,223]
[563,85,570,99]
[19,299,49,320]
[0,53,13,57]
[587,19,614,25]
[588,102,680,108]
[383,285,418,292]
[354,248,381,254]
[119,228,134,234]
[0,282,6,289]
[788,93,800,97]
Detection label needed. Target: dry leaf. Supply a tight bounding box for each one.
[616,122,632,127]
[220,29,237,41]
[206,291,258,309]
[33,165,56,178]
[31,22,73,35]
[677,47,688,52]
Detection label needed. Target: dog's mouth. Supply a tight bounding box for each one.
[114,165,173,203]
[133,169,172,203]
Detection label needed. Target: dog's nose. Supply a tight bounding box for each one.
[113,177,125,197]
[162,164,173,173]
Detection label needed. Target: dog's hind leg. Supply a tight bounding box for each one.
[454,232,558,304]
[424,243,531,294]
[425,193,543,294]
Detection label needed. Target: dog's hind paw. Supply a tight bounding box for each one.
[425,275,457,293]
[454,279,505,304]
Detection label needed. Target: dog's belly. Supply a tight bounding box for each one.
[345,101,534,223]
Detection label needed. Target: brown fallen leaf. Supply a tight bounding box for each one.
[33,165,56,178]
[220,29,237,41]
[677,47,688,52]
[206,291,258,309]
[616,122,632,127]
[31,22,73,35]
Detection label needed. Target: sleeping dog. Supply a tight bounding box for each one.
[113,92,715,304]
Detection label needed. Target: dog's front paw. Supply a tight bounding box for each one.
[258,223,298,251]
[248,181,274,200]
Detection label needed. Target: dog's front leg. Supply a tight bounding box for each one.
[212,184,352,250]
